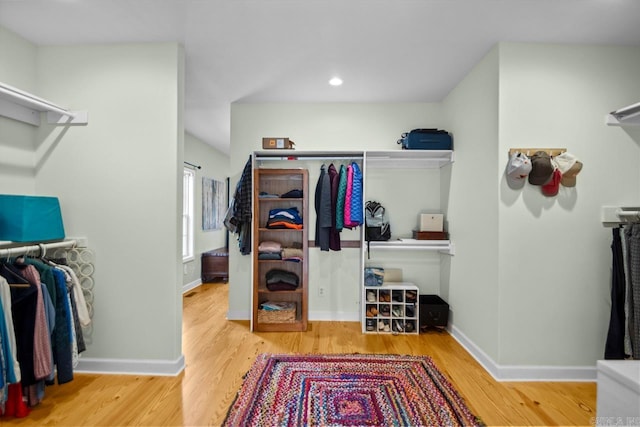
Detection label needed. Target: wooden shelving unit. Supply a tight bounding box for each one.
[251,168,308,332]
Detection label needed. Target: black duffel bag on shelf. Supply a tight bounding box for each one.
[397,129,453,150]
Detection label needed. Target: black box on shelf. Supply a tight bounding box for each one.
[419,295,449,330]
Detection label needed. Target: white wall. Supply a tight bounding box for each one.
[442,46,501,362]
[35,42,184,368]
[1,28,186,374]
[497,43,640,367]
[0,26,37,192]
[228,103,443,320]
[183,132,230,288]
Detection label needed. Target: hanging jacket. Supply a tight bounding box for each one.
[349,162,363,226]
[22,259,74,385]
[343,164,354,228]
[314,165,332,251]
[328,164,341,251]
[0,276,20,385]
[336,164,347,232]
[225,156,253,255]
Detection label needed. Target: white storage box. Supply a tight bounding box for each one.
[419,213,444,232]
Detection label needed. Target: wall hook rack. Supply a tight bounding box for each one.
[508,148,567,157]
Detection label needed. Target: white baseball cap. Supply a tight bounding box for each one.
[554,152,583,187]
[506,152,532,189]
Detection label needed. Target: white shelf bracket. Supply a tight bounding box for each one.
[443,242,455,256]
[606,102,640,127]
[601,205,640,227]
[47,110,88,125]
[0,82,88,126]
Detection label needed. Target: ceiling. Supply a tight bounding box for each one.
[1,0,640,154]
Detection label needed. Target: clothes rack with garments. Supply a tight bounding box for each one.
[0,239,93,418]
[605,223,640,361]
[315,161,363,252]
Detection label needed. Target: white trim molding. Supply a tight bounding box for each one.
[449,324,596,382]
[75,355,185,376]
[226,310,250,320]
[182,278,202,294]
[309,311,360,322]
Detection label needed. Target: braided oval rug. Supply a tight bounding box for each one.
[223,353,484,427]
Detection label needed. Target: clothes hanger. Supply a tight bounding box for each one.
[0,262,31,288]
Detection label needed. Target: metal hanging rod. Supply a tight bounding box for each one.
[257,156,363,161]
[0,239,77,257]
[184,161,201,169]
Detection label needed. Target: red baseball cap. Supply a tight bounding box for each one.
[541,168,562,197]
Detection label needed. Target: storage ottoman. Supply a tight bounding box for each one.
[419,294,449,330]
[201,247,229,282]
[0,194,65,242]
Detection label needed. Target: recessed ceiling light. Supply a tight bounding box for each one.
[329,77,343,86]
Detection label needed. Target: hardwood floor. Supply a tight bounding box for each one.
[8,283,596,426]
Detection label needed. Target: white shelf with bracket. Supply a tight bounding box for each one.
[606,102,640,127]
[365,150,454,169]
[601,205,640,227]
[0,81,88,126]
[367,239,454,255]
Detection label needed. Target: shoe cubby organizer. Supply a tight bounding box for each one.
[363,283,419,335]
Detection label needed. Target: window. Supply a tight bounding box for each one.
[183,167,195,261]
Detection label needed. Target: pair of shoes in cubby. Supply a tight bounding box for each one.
[392,306,404,317]
[393,320,405,333]
[366,319,375,331]
[378,292,391,302]
[366,291,376,302]
[405,305,415,317]
[379,305,390,317]
[366,306,378,317]
[378,320,391,332]
[405,321,415,332]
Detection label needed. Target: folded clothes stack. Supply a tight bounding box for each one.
[266,207,303,230]
[258,240,282,260]
[265,268,299,291]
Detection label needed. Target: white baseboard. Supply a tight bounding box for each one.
[75,354,185,376]
[449,324,596,382]
[226,310,250,320]
[309,311,359,322]
[182,279,202,294]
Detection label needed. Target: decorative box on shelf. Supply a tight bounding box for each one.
[0,194,65,242]
[262,137,295,150]
[412,230,448,240]
[419,213,444,232]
